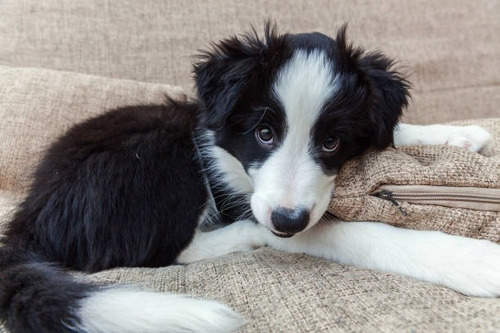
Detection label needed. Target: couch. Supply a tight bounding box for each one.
[1,0,499,331]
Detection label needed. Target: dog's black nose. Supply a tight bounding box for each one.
[271,207,309,234]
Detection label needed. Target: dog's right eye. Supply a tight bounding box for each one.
[255,125,275,149]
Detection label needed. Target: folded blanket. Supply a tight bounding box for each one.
[329,119,500,243]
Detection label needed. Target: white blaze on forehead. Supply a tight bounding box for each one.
[273,49,340,137]
[249,49,340,231]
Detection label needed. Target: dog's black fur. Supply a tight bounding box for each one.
[0,24,409,332]
[4,103,205,272]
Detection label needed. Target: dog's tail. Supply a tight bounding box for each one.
[0,246,243,333]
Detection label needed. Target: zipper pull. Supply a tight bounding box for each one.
[376,189,408,216]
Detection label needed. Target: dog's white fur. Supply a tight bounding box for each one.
[395,123,493,152]
[250,50,340,233]
[76,287,244,333]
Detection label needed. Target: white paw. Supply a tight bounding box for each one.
[395,124,493,152]
[440,239,500,297]
[176,220,267,264]
[440,125,493,152]
[229,220,269,253]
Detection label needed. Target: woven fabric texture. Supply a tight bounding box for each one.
[0,0,499,124]
[329,119,500,243]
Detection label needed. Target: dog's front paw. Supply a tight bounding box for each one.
[441,125,493,152]
[396,124,493,152]
[176,220,268,264]
[442,239,500,297]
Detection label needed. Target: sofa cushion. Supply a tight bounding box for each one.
[1,0,499,124]
[0,65,184,195]
[1,65,499,332]
[329,119,500,243]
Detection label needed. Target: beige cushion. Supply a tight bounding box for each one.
[0,0,499,124]
[1,65,499,332]
[0,65,184,195]
[329,119,500,243]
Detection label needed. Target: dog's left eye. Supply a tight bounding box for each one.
[255,125,275,149]
[322,137,340,153]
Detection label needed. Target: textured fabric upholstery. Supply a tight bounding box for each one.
[1,0,499,124]
[0,66,499,332]
[1,1,499,331]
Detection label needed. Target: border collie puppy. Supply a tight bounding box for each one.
[1,24,499,333]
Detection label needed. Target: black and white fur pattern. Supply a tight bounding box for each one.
[1,25,498,333]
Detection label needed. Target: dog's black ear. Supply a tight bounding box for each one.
[336,26,411,149]
[359,53,410,148]
[194,41,258,130]
[194,24,281,130]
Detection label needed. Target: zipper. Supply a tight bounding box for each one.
[376,189,409,216]
[374,185,500,213]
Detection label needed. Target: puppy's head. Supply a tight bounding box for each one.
[194,24,410,237]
